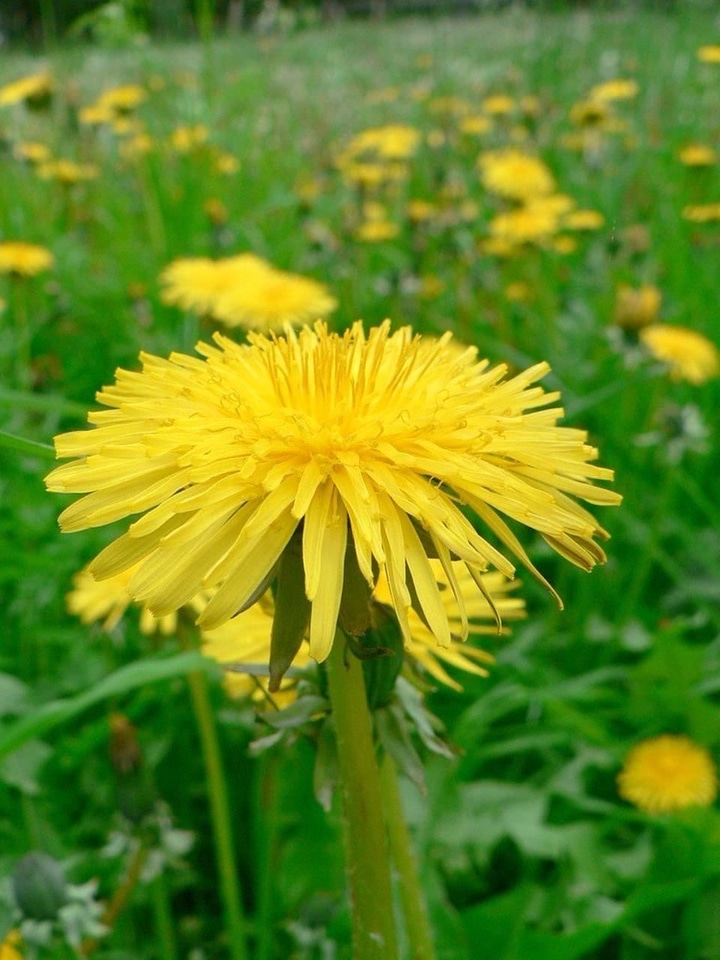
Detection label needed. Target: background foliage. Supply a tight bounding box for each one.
[1,5,720,959]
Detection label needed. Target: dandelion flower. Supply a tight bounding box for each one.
[588,79,639,102]
[697,45,720,64]
[682,203,720,223]
[36,159,99,184]
[478,148,556,201]
[639,325,720,384]
[0,930,22,960]
[0,71,53,107]
[618,735,717,814]
[481,94,515,116]
[160,254,336,331]
[613,284,661,330]
[213,262,338,331]
[0,241,54,277]
[12,141,52,164]
[68,564,183,635]
[678,143,717,167]
[46,321,620,667]
[169,124,209,153]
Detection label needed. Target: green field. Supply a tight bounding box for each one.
[2,8,720,959]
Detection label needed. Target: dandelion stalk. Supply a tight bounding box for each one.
[151,872,179,960]
[379,752,435,960]
[325,633,399,960]
[184,664,250,960]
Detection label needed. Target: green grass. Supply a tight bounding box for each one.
[2,8,720,959]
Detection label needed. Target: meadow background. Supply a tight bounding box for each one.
[1,3,720,958]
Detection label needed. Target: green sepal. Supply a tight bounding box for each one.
[338,543,371,637]
[269,540,311,692]
[358,602,405,710]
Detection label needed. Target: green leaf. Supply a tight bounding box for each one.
[0,430,55,458]
[0,651,213,761]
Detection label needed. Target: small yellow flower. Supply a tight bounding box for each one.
[68,564,182,635]
[355,220,400,242]
[478,149,555,201]
[36,160,99,185]
[682,203,720,222]
[505,281,531,303]
[0,929,22,960]
[569,99,612,128]
[564,209,605,231]
[169,124,209,153]
[588,78,639,102]
[678,143,717,166]
[0,71,53,107]
[697,45,720,64]
[618,735,717,814]
[639,324,720,384]
[95,84,147,114]
[0,241,54,277]
[613,284,661,330]
[481,94,515,115]
[12,141,52,164]
[214,150,240,175]
[459,115,492,136]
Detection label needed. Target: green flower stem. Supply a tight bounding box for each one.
[185,668,250,960]
[325,635,399,960]
[151,872,179,960]
[379,752,436,960]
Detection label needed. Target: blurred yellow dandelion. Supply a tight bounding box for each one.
[0,241,54,277]
[46,321,620,666]
[589,78,639,102]
[0,70,53,107]
[697,45,720,64]
[639,324,720,384]
[618,735,717,814]
[478,148,555,201]
[0,930,22,960]
[679,143,717,166]
[613,284,661,330]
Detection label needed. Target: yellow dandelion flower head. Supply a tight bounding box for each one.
[588,78,639,102]
[569,99,612,127]
[12,141,52,164]
[563,209,605,231]
[682,203,720,223]
[374,561,525,691]
[0,930,22,960]
[487,203,559,246]
[36,159,99,184]
[459,114,492,136]
[697,45,720,64]
[678,143,717,167]
[639,324,720,384]
[78,104,117,126]
[618,735,717,814]
[0,241,54,277]
[478,148,556,201]
[339,125,421,163]
[68,563,181,636]
[406,199,437,222]
[481,94,515,116]
[95,84,147,114]
[46,321,620,665]
[169,124,209,153]
[355,220,400,243]
[0,71,53,107]
[211,260,338,331]
[214,150,240,175]
[160,254,266,317]
[613,284,661,330]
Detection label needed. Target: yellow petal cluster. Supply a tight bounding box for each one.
[478,148,556,201]
[0,241,54,277]
[618,735,718,814]
[160,254,337,330]
[0,71,53,107]
[46,321,620,663]
[639,324,720,384]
